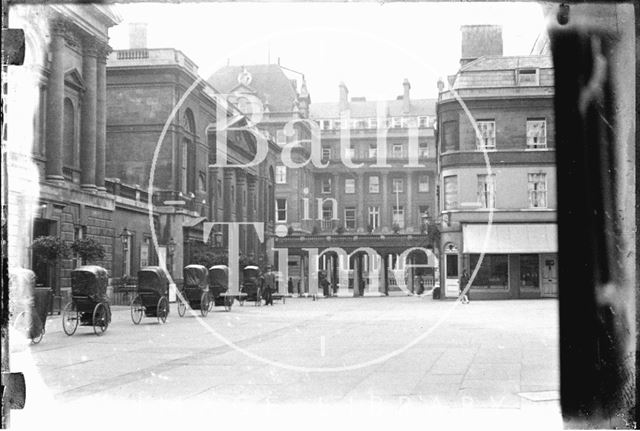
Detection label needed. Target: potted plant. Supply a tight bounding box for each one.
[30,236,70,300]
[70,237,105,265]
[311,225,320,235]
[31,236,70,263]
[287,226,295,236]
[335,225,345,235]
[366,224,374,234]
[392,223,401,234]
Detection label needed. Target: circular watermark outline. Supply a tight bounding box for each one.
[147,25,494,372]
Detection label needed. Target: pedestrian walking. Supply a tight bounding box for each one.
[263,265,275,306]
[459,270,470,304]
[297,280,303,297]
[288,277,294,295]
[319,272,330,297]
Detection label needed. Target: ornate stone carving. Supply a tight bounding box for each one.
[96,42,112,63]
[81,35,100,57]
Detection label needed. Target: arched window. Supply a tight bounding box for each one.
[198,173,206,192]
[63,98,75,167]
[183,109,196,135]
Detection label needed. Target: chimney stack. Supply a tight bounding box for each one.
[460,25,503,66]
[129,23,148,49]
[402,79,411,113]
[339,82,349,112]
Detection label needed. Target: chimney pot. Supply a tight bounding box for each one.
[460,25,503,66]
[339,82,349,112]
[402,79,411,114]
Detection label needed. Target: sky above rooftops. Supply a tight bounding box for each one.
[109,2,547,102]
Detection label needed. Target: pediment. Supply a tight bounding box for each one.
[64,68,86,91]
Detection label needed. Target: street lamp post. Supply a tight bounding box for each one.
[119,227,131,277]
[167,237,176,277]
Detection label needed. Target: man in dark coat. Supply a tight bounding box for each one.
[263,265,275,306]
[319,271,330,297]
[459,270,470,303]
[288,277,294,294]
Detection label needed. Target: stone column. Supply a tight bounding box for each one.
[381,172,389,230]
[406,172,413,230]
[247,175,257,256]
[235,169,247,253]
[357,172,365,230]
[45,21,66,181]
[80,37,98,190]
[333,172,341,230]
[95,44,109,191]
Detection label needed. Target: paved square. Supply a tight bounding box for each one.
[10,297,562,429]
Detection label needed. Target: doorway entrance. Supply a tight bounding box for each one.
[541,254,558,297]
[32,218,57,289]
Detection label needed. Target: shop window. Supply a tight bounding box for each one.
[468,254,509,289]
[520,254,540,288]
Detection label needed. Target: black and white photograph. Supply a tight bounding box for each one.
[1,1,636,429]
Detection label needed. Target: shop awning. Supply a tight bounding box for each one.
[462,223,557,254]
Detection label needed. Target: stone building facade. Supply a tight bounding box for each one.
[107,46,279,279]
[276,81,439,296]
[6,5,122,306]
[436,25,557,300]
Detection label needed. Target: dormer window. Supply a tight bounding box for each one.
[517,68,539,86]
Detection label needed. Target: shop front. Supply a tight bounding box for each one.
[443,223,558,300]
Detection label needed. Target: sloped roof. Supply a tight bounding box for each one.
[208,64,299,112]
[310,98,436,119]
[460,55,553,72]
